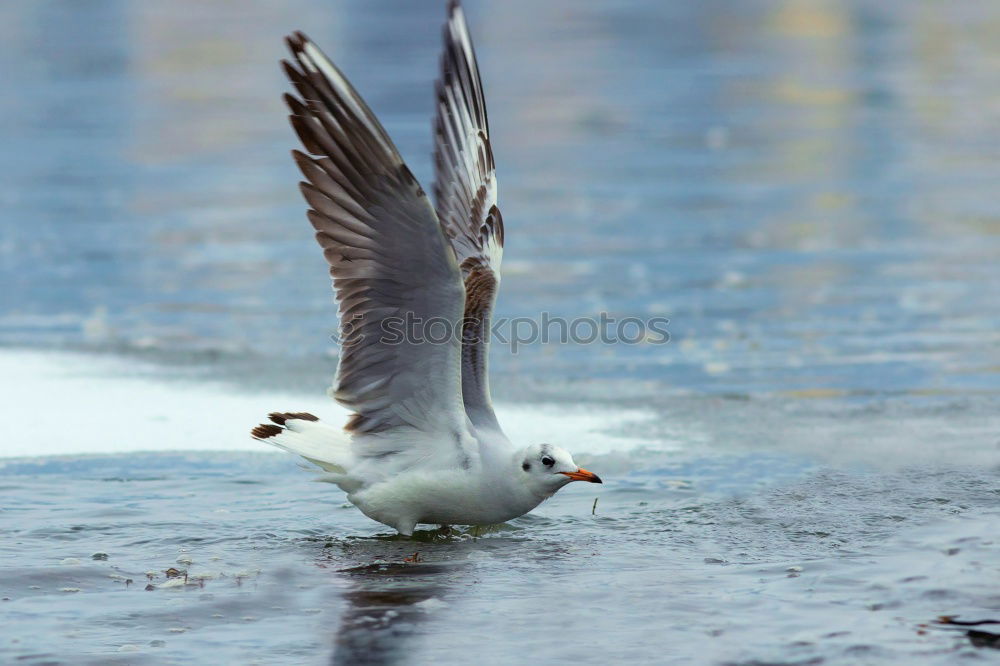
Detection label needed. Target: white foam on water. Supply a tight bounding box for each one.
[0,349,659,459]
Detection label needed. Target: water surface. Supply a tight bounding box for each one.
[1,0,998,664]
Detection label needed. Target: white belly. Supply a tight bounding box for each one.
[349,469,541,532]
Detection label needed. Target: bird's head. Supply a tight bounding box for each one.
[517,443,602,496]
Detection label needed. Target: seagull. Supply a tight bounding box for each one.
[251,1,602,536]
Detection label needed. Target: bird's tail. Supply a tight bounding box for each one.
[251,411,353,475]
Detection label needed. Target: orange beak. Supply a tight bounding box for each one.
[560,468,603,484]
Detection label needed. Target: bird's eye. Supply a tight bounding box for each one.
[541,455,555,467]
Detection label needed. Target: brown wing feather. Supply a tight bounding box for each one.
[433,2,504,431]
[283,32,469,442]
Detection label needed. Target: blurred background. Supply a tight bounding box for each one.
[0,1,998,664]
[1,0,997,402]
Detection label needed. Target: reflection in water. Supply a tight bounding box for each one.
[331,561,453,666]
[318,526,540,664]
[317,531,475,665]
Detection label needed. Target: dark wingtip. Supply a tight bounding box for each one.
[268,412,319,426]
[251,424,283,439]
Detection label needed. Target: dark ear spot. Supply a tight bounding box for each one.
[522,462,531,471]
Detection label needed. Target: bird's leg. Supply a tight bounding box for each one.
[395,519,416,537]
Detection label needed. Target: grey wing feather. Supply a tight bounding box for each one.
[283,32,472,461]
[433,2,505,432]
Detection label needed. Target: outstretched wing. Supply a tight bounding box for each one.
[282,32,473,461]
[433,1,505,432]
